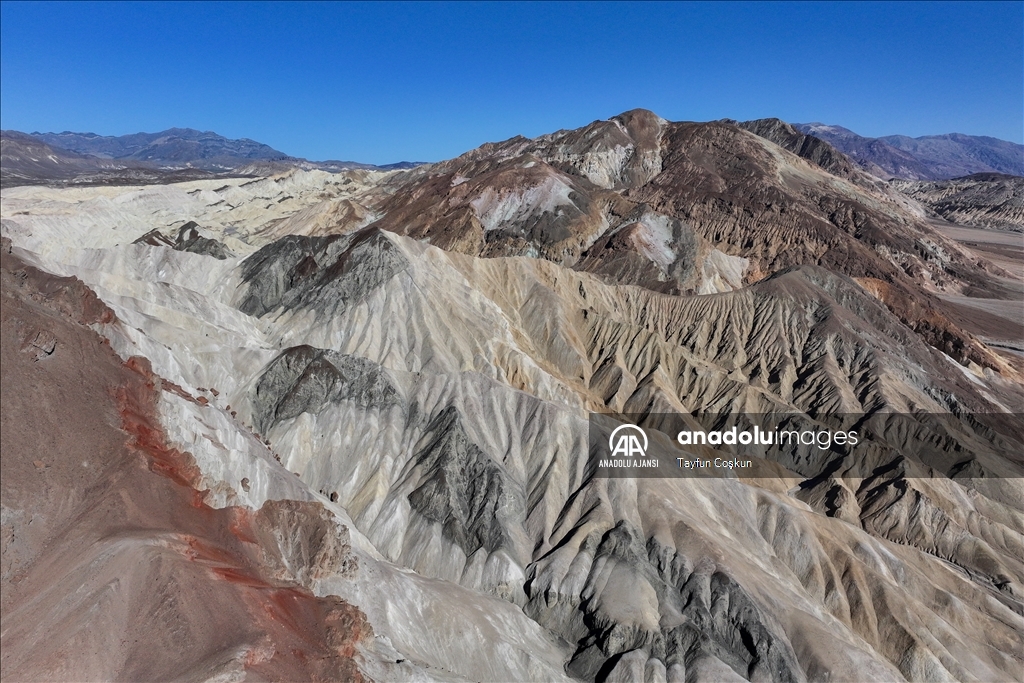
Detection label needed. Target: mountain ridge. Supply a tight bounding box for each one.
[31,127,289,165]
[343,110,1016,373]
[795,123,1024,180]
[7,118,1021,187]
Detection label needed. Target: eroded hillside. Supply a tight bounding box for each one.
[2,111,1022,682]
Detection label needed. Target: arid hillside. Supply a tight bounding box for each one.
[2,110,1022,682]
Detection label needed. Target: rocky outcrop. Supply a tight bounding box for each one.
[531,520,805,683]
[407,406,526,559]
[238,228,408,317]
[132,221,235,257]
[252,344,399,432]
[173,221,234,259]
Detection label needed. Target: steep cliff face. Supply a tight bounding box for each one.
[2,110,1023,682]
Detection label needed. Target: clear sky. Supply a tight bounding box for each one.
[1,1,1021,164]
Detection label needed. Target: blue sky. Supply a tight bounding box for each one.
[1,1,1021,164]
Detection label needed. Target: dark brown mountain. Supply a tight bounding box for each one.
[354,110,1016,371]
[735,118,861,182]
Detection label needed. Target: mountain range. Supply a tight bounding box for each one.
[30,127,290,166]
[2,109,1023,682]
[795,123,1024,180]
[3,119,1022,190]
[0,127,423,187]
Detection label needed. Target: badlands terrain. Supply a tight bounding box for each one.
[1,110,1023,682]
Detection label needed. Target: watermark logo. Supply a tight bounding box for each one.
[609,424,648,458]
[591,412,1024,479]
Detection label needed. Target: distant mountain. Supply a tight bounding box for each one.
[1,130,229,188]
[31,128,290,169]
[0,128,426,187]
[879,133,1024,178]
[795,123,1024,180]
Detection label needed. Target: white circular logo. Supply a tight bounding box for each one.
[608,424,648,457]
